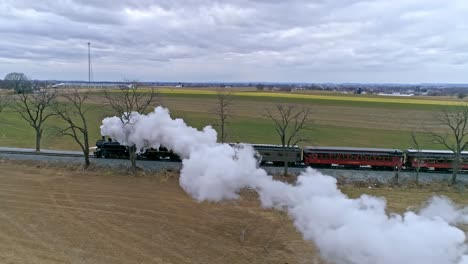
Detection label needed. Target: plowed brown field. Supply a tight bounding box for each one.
[0,161,318,264]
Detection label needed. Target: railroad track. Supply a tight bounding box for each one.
[0,147,84,157]
[0,147,466,183]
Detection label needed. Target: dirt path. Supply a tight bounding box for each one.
[0,161,317,264]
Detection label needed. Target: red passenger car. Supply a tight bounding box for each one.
[303,146,404,170]
[405,149,468,171]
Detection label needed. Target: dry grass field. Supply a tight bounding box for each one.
[0,160,466,263]
[0,160,318,264]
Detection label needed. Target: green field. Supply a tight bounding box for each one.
[158,88,463,110]
[0,89,458,151]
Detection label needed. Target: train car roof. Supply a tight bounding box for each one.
[303,146,404,154]
[405,149,468,155]
[231,143,300,149]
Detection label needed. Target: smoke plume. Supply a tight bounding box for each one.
[101,106,468,264]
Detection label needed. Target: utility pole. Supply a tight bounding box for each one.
[87,42,91,86]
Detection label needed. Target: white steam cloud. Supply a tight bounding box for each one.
[420,196,468,226]
[101,106,468,264]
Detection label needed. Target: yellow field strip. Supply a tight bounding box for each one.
[157,88,462,106]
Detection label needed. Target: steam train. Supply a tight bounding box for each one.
[94,137,468,171]
[94,137,180,161]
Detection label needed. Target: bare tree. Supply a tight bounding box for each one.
[428,106,468,184]
[15,87,57,151]
[3,72,32,94]
[213,87,233,143]
[265,104,312,175]
[256,84,265,91]
[104,82,158,174]
[410,130,424,184]
[53,89,92,169]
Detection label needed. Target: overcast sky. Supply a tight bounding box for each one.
[1,0,467,83]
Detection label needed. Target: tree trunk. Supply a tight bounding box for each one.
[83,134,90,169]
[451,168,458,185]
[415,168,420,184]
[129,145,137,174]
[35,129,41,152]
[221,121,225,143]
[393,165,400,184]
[451,154,459,185]
[283,147,288,176]
[393,171,399,184]
[83,148,90,169]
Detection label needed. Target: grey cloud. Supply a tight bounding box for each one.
[0,0,467,82]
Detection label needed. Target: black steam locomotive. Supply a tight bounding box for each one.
[94,137,180,161]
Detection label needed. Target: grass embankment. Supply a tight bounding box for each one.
[0,89,457,150]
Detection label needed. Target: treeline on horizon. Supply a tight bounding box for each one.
[2,72,468,97]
